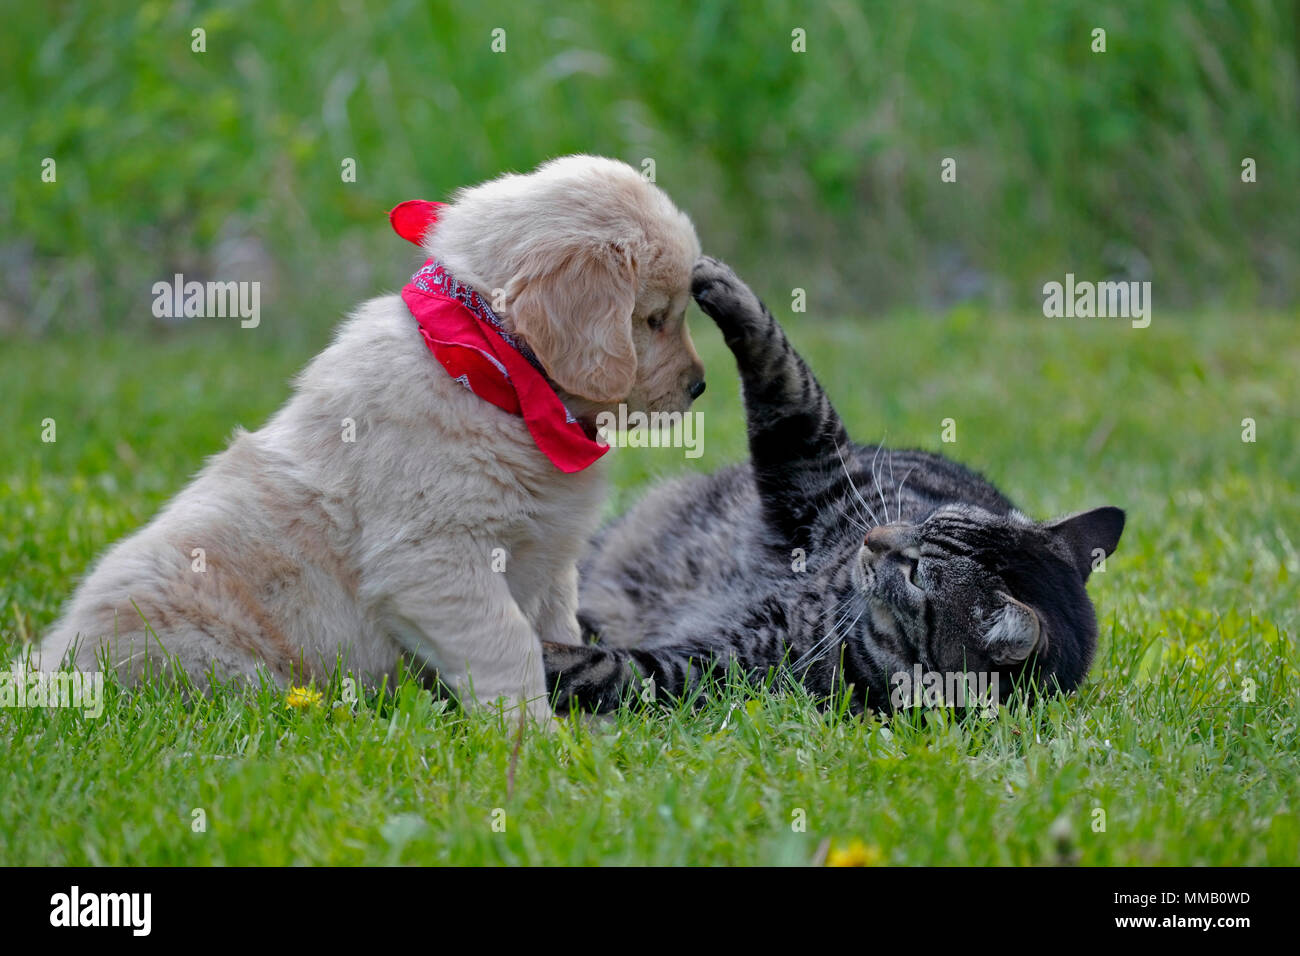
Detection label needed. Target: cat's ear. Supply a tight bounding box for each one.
[1047,506,1125,580]
[983,593,1043,665]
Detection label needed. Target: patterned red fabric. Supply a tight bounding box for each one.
[390,200,608,474]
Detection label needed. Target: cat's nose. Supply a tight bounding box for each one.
[865,523,917,554]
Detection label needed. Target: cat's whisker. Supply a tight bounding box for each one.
[887,449,897,523]
[896,466,916,526]
[792,597,862,674]
[839,501,871,536]
[807,590,861,635]
[838,492,872,535]
[797,603,867,671]
[870,442,891,525]
[835,442,880,528]
[816,582,868,621]
[795,593,866,670]
[806,595,857,639]
[794,611,851,670]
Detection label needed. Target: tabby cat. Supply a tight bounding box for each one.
[543,257,1124,714]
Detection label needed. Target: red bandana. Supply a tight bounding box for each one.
[389,200,608,474]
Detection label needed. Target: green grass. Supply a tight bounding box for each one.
[2,306,1297,865]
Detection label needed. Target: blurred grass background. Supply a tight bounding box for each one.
[2,0,1298,340]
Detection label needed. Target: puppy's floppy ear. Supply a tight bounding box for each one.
[507,240,639,403]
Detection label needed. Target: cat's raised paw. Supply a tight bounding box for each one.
[691,256,754,325]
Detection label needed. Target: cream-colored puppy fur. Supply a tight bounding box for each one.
[27,155,703,720]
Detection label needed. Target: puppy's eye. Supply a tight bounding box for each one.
[647,312,666,331]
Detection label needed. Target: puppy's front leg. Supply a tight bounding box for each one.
[530,561,583,648]
[387,564,553,723]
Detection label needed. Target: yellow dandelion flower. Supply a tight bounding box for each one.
[826,839,884,867]
[286,685,323,709]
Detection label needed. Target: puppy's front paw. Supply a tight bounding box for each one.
[691,256,762,332]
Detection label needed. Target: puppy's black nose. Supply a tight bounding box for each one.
[688,379,706,400]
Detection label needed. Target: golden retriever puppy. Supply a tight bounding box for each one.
[28,155,704,720]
